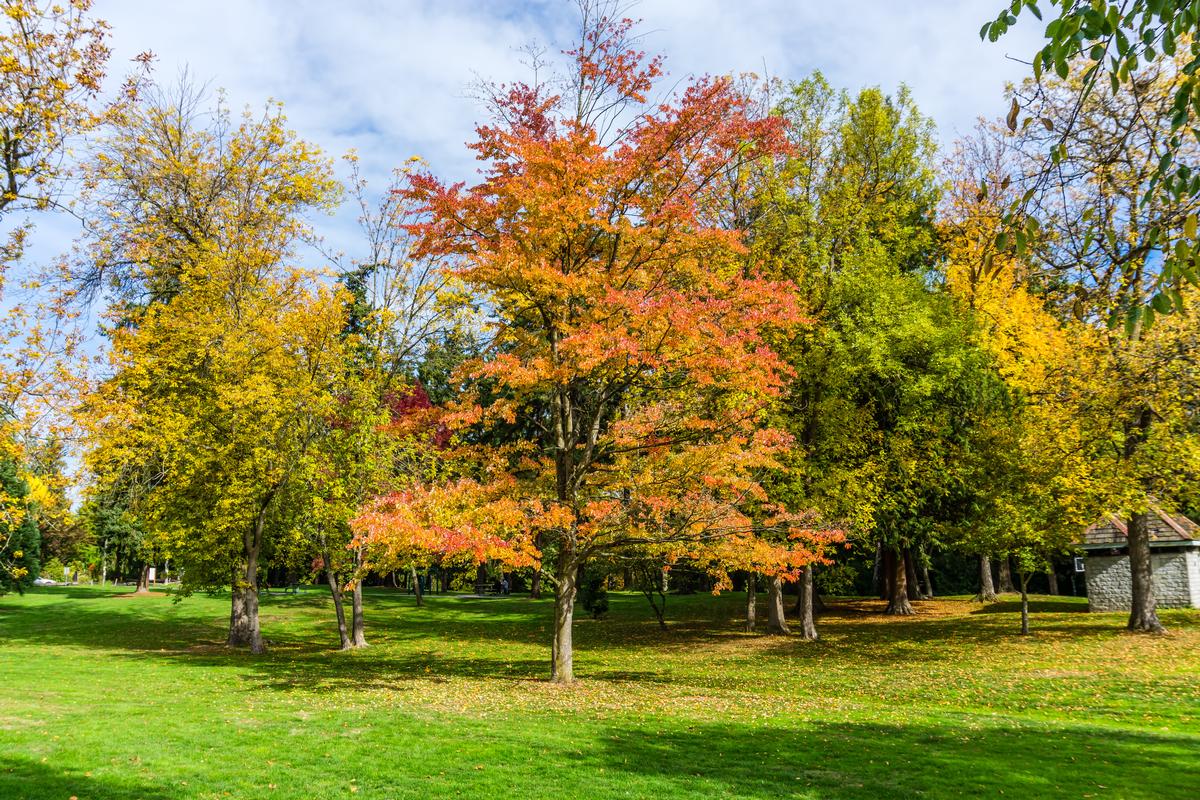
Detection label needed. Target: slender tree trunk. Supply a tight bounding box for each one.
[796,566,818,640]
[410,565,424,607]
[765,575,790,634]
[998,556,1015,593]
[904,548,921,601]
[350,547,367,648]
[884,548,915,615]
[549,552,579,684]
[1019,572,1031,635]
[323,553,351,650]
[1127,511,1165,633]
[1047,566,1059,596]
[529,533,544,599]
[977,555,997,602]
[745,572,757,632]
[918,553,934,599]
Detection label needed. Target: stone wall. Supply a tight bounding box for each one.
[1084,549,1200,611]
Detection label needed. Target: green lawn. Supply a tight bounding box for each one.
[1,585,1197,799]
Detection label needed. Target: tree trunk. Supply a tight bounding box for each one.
[796,566,818,640]
[745,573,757,632]
[228,499,270,654]
[529,533,544,598]
[1127,511,1165,633]
[998,555,1015,593]
[549,553,579,684]
[884,548,915,615]
[1019,572,1031,635]
[977,555,997,602]
[341,545,366,648]
[410,564,424,607]
[765,575,790,634]
[351,580,367,647]
[323,553,351,651]
[227,574,264,654]
[918,555,934,599]
[135,563,150,593]
[1047,566,1059,596]
[872,541,886,599]
[904,548,921,601]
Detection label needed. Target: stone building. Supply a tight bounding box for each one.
[1080,506,1200,611]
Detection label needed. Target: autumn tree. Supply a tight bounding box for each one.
[0,1,141,584]
[360,2,828,683]
[940,127,1109,623]
[999,51,1200,633]
[78,84,341,652]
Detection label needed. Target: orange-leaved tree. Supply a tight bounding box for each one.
[356,2,826,683]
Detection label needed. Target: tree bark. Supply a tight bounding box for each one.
[918,556,934,599]
[1127,511,1165,633]
[227,566,264,654]
[998,555,1015,593]
[904,548,921,601]
[745,572,757,632]
[1019,572,1031,635]
[227,497,270,654]
[323,553,351,650]
[135,563,150,594]
[1047,566,1059,596]
[796,566,818,640]
[350,547,367,648]
[873,541,886,599]
[410,564,424,607]
[765,575,790,634]
[549,552,579,684]
[976,555,997,602]
[884,548,915,615]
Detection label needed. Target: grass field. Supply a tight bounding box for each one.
[1,585,1197,799]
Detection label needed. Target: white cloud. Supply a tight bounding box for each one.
[18,1,1046,264]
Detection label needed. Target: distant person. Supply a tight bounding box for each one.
[501,577,510,595]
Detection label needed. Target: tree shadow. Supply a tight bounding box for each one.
[592,719,1200,799]
[971,599,1090,614]
[0,755,175,800]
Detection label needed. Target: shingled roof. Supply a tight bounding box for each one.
[1082,505,1199,548]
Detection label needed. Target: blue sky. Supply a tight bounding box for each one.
[24,0,1046,275]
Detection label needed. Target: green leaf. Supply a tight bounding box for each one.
[1124,306,1142,338]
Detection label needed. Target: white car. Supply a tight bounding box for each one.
[32,577,56,586]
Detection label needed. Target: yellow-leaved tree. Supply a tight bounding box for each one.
[77,82,342,652]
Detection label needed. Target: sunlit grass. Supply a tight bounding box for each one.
[1,585,1197,799]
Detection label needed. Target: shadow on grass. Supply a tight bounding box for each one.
[0,756,174,800]
[971,599,1089,614]
[4,589,1186,693]
[592,718,1200,800]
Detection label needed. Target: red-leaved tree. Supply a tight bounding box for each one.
[356,1,838,683]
